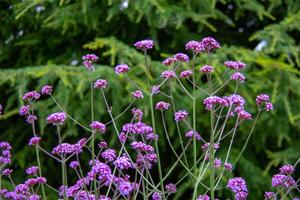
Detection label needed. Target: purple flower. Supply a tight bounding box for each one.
[214,158,222,168]
[119,132,127,143]
[279,164,294,175]
[152,85,160,95]
[224,162,233,171]
[94,79,108,89]
[0,104,2,115]
[29,137,42,146]
[82,54,98,71]
[199,37,220,52]
[231,72,246,82]
[2,169,13,176]
[90,121,106,133]
[256,94,270,105]
[29,194,41,200]
[82,54,99,62]
[47,112,66,125]
[132,108,143,121]
[200,65,214,74]
[224,61,246,70]
[69,161,79,169]
[197,195,210,200]
[132,90,144,99]
[26,114,37,124]
[26,166,39,175]
[114,155,132,170]
[203,96,226,110]
[161,70,176,79]
[272,174,295,188]
[236,108,252,120]
[98,141,107,148]
[165,183,177,193]
[235,191,248,200]
[118,180,134,196]
[162,57,176,66]
[41,85,52,95]
[185,40,203,53]
[174,110,188,121]
[152,192,162,200]
[101,149,116,162]
[227,177,248,193]
[22,91,41,102]
[134,39,154,50]
[174,53,189,62]
[155,101,170,111]
[180,70,192,78]
[185,130,201,141]
[131,141,154,153]
[265,102,273,111]
[19,105,30,116]
[115,64,130,74]
[264,192,275,199]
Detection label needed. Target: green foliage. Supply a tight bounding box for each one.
[0,0,300,199]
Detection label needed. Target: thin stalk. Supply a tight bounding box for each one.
[30,106,47,200]
[144,50,165,198]
[233,111,261,165]
[192,52,197,173]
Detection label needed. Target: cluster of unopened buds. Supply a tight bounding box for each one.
[0,36,298,200]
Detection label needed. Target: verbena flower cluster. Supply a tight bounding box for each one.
[0,37,298,200]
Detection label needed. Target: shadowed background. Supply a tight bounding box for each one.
[0,0,300,199]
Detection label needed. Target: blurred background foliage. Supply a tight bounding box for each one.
[0,0,300,199]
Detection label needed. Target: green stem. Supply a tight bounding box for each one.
[144,50,166,199]
[192,52,197,172]
[233,111,261,165]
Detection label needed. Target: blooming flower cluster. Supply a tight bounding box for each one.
[0,37,282,200]
[82,54,99,71]
[227,177,248,200]
[115,64,130,74]
[46,112,67,125]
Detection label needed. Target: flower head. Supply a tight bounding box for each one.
[132,90,144,99]
[165,183,177,193]
[47,112,66,125]
[90,121,106,133]
[200,65,214,74]
[174,53,189,63]
[227,177,248,193]
[29,137,41,146]
[26,114,37,124]
[152,192,162,200]
[115,64,130,74]
[162,57,176,66]
[231,72,246,82]
[152,85,160,95]
[224,61,246,70]
[82,54,98,71]
[19,105,30,116]
[279,164,294,175]
[199,37,220,53]
[26,166,39,175]
[134,39,154,50]
[185,130,201,141]
[41,85,53,95]
[214,158,222,168]
[161,70,176,79]
[185,40,203,53]
[101,149,116,162]
[69,161,80,169]
[256,94,270,105]
[94,79,108,89]
[22,91,41,102]
[114,155,132,170]
[2,169,13,176]
[180,70,192,78]
[155,101,170,111]
[197,194,210,200]
[174,110,188,121]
